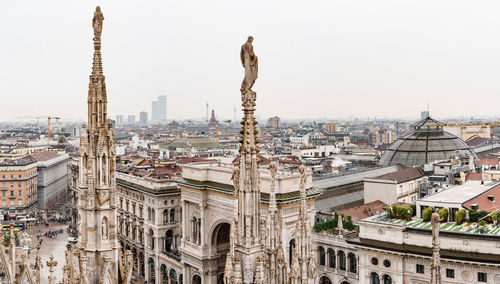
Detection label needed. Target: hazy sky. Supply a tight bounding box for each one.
[2,0,500,122]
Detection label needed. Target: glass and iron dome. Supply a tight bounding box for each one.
[379,116,477,167]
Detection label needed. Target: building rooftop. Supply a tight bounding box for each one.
[420,180,497,204]
[463,183,500,212]
[314,165,401,189]
[383,217,500,236]
[25,151,60,162]
[0,159,36,167]
[371,167,424,183]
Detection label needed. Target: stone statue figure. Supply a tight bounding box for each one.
[92,6,104,39]
[307,255,317,279]
[102,218,108,240]
[431,209,441,241]
[240,36,258,93]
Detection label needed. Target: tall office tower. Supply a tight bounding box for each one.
[127,115,135,126]
[157,95,167,124]
[140,111,148,127]
[152,101,158,123]
[115,115,124,127]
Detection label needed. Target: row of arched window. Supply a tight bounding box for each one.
[371,272,392,284]
[317,246,357,273]
[163,209,175,223]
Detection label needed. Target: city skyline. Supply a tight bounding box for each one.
[2,1,500,122]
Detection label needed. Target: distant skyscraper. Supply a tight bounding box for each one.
[158,95,167,124]
[127,115,135,126]
[116,115,124,127]
[140,111,148,127]
[152,101,158,123]
[151,96,167,124]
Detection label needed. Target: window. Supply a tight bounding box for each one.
[370,272,380,284]
[471,204,479,210]
[18,190,21,197]
[416,264,424,274]
[10,191,13,197]
[348,253,357,273]
[18,175,21,179]
[170,209,175,222]
[18,199,22,206]
[10,183,13,188]
[383,259,391,268]
[339,251,346,271]
[163,209,169,224]
[446,269,454,278]
[478,272,487,282]
[327,249,335,268]
[488,195,494,201]
[382,274,392,284]
[371,257,379,265]
[318,247,325,266]
[10,200,14,206]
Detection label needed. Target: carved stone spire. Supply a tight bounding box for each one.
[75,6,118,284]
[229,35,265,284]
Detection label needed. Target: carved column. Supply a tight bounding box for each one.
[200,204,206,248]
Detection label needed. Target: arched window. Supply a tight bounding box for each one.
[383,275,392,284]
[371,272,380,284]
[289,239,296,265]
[163,209,169,224]
[152,209,155,223]
[318,246,325,266]
[149,228,155,249]
[348,252,357,273]
[327,248,335,268]
[148,207,151,221]
[319,276,332,284]
[169,269,178,284]
[192,275,201,284]
[170,208,175,222]
[339,250,346,271]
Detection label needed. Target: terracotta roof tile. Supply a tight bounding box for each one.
[463,184,500,212]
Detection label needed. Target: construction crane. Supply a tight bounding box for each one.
[14,116,61,141]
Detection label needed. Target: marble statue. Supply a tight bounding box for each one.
[240,36,258,93]
[92,6,104,39]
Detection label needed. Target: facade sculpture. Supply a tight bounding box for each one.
[240,36,258,93]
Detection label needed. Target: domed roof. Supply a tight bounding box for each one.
[379,117,477,167]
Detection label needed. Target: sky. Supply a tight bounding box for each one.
[1,0,500,122]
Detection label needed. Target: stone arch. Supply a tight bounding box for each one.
[160,264,168,284]
[319,275,332,284]
[211,222,230,252]
[169,268,178,284]
[192,274,202,284]
[370,272,380,284]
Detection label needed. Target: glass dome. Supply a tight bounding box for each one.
[379,117,477,167]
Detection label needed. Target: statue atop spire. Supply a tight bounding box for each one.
[92,6,104,40]
[240,36,258,93]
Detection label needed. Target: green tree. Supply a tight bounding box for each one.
[438,208,448,222]
[455,209,467,224]
[422,206,434,222]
